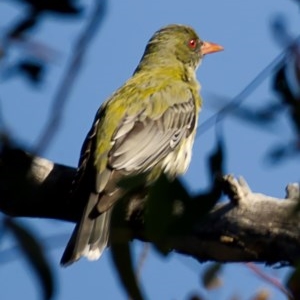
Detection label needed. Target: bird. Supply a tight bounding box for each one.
[61,24,223,266]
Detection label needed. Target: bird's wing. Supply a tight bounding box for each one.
[93,88,198,213]
[74,84,199,214]
[108,95,197,173]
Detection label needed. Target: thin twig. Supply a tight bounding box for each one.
[196,49,286,138]
[245,263,293,299]
[34,0,107,154]
[196,34,300,138]
[136,243,150,280]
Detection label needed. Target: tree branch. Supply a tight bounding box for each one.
[1,147,300,265]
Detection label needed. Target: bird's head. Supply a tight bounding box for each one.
[136,24,223,72]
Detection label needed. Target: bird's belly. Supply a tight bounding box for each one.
[162,133,195,178]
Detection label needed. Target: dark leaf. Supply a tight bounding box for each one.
[17,0,82,15]
[9,11,40,38]
[5,218,55,300]
[18,60,45,84]
[2,60,45,85]
[208,128,225,181]
[267,144,288,162]
[265,141,300,164]
[202,263,223,290]
[188,294,206,300]
[145,175,180,254]
[110,241,144,300]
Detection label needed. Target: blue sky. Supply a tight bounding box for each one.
[0,0,300,299]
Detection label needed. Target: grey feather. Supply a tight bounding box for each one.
[60,192,98,266]
[109,97,196,173]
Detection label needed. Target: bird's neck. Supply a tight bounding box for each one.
[134,52,198,86]
[134,52,180,71]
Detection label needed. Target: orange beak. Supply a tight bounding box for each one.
[201,41,224,55]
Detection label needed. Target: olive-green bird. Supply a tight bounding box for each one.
[61,24,223,266]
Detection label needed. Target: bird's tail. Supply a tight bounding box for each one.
[60,193,112,266]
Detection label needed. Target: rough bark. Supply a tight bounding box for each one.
[0,147,300,265]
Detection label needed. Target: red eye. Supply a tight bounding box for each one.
[188,39,197,49]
